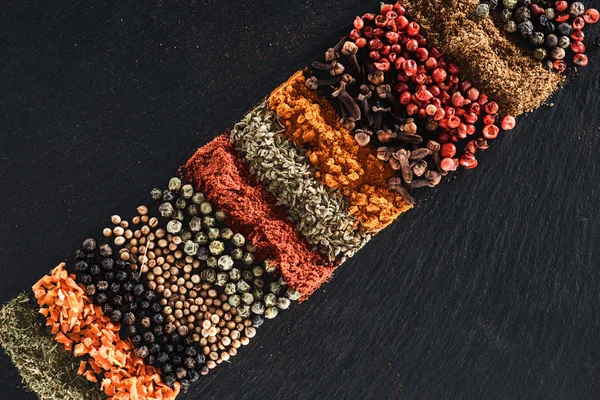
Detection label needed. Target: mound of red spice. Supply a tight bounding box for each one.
[180,135,334,301]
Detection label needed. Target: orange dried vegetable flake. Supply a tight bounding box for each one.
[32,263,180,400]
[269,71,412,233]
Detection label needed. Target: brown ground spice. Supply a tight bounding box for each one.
[402,0,564,116]
[269,71,413,233]
[181,135,333,301]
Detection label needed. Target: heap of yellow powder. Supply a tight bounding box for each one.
[269,71,412,233]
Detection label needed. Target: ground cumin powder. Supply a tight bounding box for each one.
[269,71,413,233]
[402,0,563,116]
[181,135,333,301]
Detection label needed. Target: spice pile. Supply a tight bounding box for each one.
[477,1,598,71]
[1,2,598,399]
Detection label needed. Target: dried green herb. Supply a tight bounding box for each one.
[0,293,104,400]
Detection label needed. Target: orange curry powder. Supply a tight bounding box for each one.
[269,71,412,233]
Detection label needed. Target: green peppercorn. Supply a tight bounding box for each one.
[202,216,215,228]
[241,293,254,305]
[475,3,489,18]
[195,231,208,244]
[214,210,226,222]
[236,280,251,293]
[168,177,181,191]
[191,192,205,205]
[216,272,228,286]
[167,220,182,234]
[201,269,217,283]
[277,297,290,310]
[228,294,241,307]
[189,216,202,232]
[218,255,234,271]
[224,282,236,295]
[544,8,555,20]
[229,268,241,281]
[286,288,301,301]
[518,21,534,37]
[269,282,282,295]
[206,256,218,268]
[232,233,245,248]
[254,278,264,289]
[199,202,212,215]
[151,188,163,200]
[533,47,547,60]
[264,293,276,308]
[253,287,264,300]
[252,266,264,277]
[237,305,251,319]
[209,240,225,256]
[529,31,544,46]
[551,46,565,59]
[231,248,243,260]
[241,252,255,266]
[174,209,185,222]
[505,20,517,33]
[220,228,233,240]
[251,301,265,315]
[207,228,220,241]
[180,230,192,242]
[184,240,199,256]
[514,6,530,23]
[264,307,278,319]
[264,260,277,274]
[181,184,194,199]
[557,36,570,49]
[569,2,585,18]
[242,270,254,282]
[175,197,186,210]
[245,242,257,253]
[503,0,517,9]
[187,204,199,216]
[500,9,512,22]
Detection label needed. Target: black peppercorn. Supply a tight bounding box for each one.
[165,343,174,353]
[144,291,156,302]
[176,344,185,353]
[557,22,572,37]
[183,336,194,347]
[143,332,155,344]
[149,343,161,355]
[162,364,173,374]
[151,302,162,313]
[133,284,144,296]
[112,294,123,306]
[82,238,96,252]
[128,301,138,312]
[153,325,164,337]
[97,281,109,291]
[124,293,135,303]
[152,314,164,325]
[183,357,196,370]
[157,353,170,364]
[163,374,176,387]
[184,346,197,357]
[529,31,545,46]
[141,317,151,329]
[172,355,182,366]
[131,271,141,282]
[135,346,149,358]
[538,15,555,34]
[132,335,143,346]
[160,335,169,345]
[80,274,93,285]
[140,301,150,310]
[147,354,157,365]
[104,271,115,281]
[99,244,113,258]
[102,303,113,314]
[90,264,101,275]
[123,312,135,325]
[110,310,122,322]
[251,314,264,327]
[514,6,530,22]
[557,36,570,49]
[518,20,534,37]
[95,293,108,304]
[176,367,187,379]
[74,249,86,260]
[487,0,498,10]
[86,285,96,296]
[75,260,89,272]
[116,259,127,269]
[180,379,191,392]
[126,325,137,337]
[109,282,120,293]
[169,333,180,344]
[194,353,205,365]
[85,253,96,263]
[188,370,200,383]
[122,280,133,291]
[101,258,114,270]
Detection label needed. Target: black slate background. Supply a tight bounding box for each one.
[1,1,600,399]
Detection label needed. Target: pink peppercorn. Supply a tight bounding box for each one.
[440,157,456,172]
[459,153,478,169]
[441,143,456,158]
[501,115,516,130]
[573,54,588,67]
[584,9,599,24]
[482,125,499,139]
[406,21,420,36]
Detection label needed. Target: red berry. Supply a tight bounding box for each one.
[399,91,412,105]
[484,101,499,115]
[402,59,417,76]
[448,64,460,75]
[381,3,393,13]
[556,12,569,22]
[350,29,361,40]
[570,41,586,53]
[466,124,476,136]
[373,28,385,37]
[459,153,478,169]
[573,54,588,67]
[447,115,461,129]
[375,15,388,28]
[380,45,391,56]
[464,112,478,124]
[354,16,364,30]
[555,1,568,12]
[440,157,456,172]
[451,92,464,107]
[441,143,456,158]
[432,68,447,83]
[406,22,420,36]
[406,103,418,116]
[415,86,433,102]
[393,3,406,15]
[406,39,419,52]
[584,8,599,24]
[362,13,376,21]
[571,30,585,41]
[415,47,429,61]
[425,57,438,70]
[363,26,374,39]
[478,93,488,105]
[395,15,409,29]
[467,87,480,101]
[501,115,516,130]
[375,58,390,71]
[553,60,567,72]
[572,17,585,30]
[369,38,383,50]
[464,140,477,155]
[426,104,438,116]
[482,124,499,139]
[370,50,381,61]
[483,114,495,125]
[386,31,400,44]
[355,37,367,48]
[530,4,544,15]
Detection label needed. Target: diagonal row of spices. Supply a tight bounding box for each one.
[2,2,598,399]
